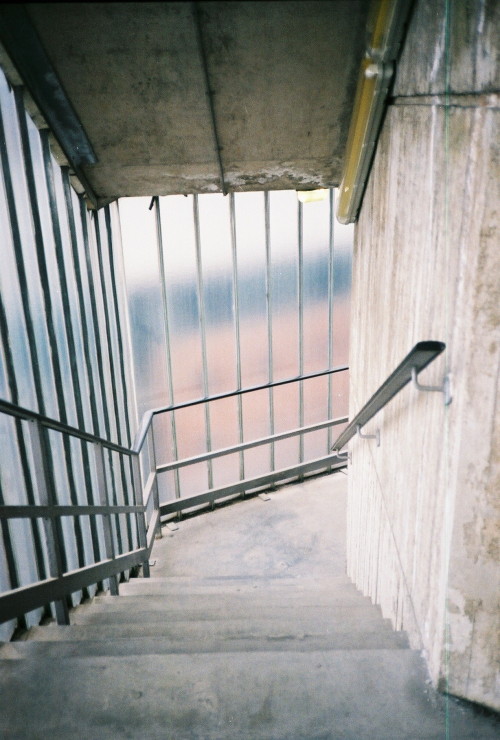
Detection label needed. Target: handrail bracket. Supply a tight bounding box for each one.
[334,449,351,463]
[356,424,380,447]
[411,367,452,406]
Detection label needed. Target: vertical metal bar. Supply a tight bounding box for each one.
[14,88,86,573]
[0,93,48,596]
[28,420,69,624]
[0,290,47,585]
[92,213,123,446]
[104,206,133,447]
[13,89,66,422]
[80,199,123,566]
[14,419,48,583]
[40,133,85,431]
[79,198,116,581]
[131,454,150,578]
[61,169,102,568]
[62,172,100,434]
[39,132,88,571]
[298,200,305,468]
[92,213,124,555]
[79,198,107,437]
[0,94,44,411]
[229,193,245,487]
[0,475,28,630]
[193,194,214,491]
[264,192,276,474]
[327,188,335,455]
[148,426,162,539]
[0,96,49,603]
[104,206,135,551]
[154,197,181,507]
[94,443,119,595]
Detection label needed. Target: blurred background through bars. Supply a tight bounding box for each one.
[119,189,353,505]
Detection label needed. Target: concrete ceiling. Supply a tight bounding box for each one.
[4,2,371,203]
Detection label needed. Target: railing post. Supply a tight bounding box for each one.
[131,453,150,578]
[149,426,162,540]
[94,443,119,595]
[28,420,70,625]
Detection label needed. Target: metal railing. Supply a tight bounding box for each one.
[0,366,349,627]
[331,341,449,453]
[134,365,349,520]
[0,398,150,626]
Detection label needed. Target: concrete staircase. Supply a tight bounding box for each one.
[0,476,498,739]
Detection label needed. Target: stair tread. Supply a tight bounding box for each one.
[89,589,373,609]
[19,619,404,641]
[70,604,393,626]
[3,628,410,655]
[118,576,355,594]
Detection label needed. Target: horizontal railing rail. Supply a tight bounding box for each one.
[160,453,349,517]
[0,549,148,625]
[156,416,348,473]
[133,365,348,453]
[331,341,446,452]
[0,504,145,518]
[0,398,131,455]
[0,366,349,626]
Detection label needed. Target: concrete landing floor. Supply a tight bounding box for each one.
[152,471,350,580]
[1,472,498,739]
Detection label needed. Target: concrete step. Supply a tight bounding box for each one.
[69,601,392,627]
[3,621,409,656]
[118,574,355,596]
[0,649,497,739]
[91,584,372,610]
[18,617,407,646]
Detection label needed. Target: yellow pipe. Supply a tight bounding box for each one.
[369,0,398,56]
[336,58,380,224]
[336,0,410,224]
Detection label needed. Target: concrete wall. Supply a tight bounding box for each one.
[346,0,499,710]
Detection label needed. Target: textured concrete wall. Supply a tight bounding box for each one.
[347,0,499,710]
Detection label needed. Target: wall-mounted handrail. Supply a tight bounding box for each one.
[331,341,446,452]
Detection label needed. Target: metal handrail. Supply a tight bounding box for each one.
[0,398,132,455]
[331,341,446,452]
[0,365,349,626]
[132,365,348,453]
[0,366,348,517]
[0,504,144,518]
